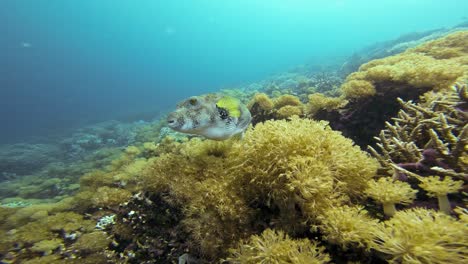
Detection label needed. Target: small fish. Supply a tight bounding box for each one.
[20,42,31,48]
[167,94,251,140]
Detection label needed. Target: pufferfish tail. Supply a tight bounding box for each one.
[216,96,241,118]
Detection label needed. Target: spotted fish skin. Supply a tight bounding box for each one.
[166,94,251,140]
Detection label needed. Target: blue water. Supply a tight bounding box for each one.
[1,0,467,144]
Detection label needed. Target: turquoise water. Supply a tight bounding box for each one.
[1,0,467,143]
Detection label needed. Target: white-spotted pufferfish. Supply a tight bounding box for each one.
[167,94,251,140]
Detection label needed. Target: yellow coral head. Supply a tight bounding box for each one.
[216,96,241,118]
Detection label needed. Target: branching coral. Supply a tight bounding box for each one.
[371,208,468,264]
[369,83,468,176]
[226,229,330,264]
[368,83,467,213]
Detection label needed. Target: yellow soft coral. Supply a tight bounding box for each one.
[276,105,303,118]
[418,176,463,214]
[341,80,376,99]
[372,208,468,264]
[365,177,417,217]
[318,205,379,250]
[226,229,330,264]
[273,94,302,108]
[141,117,379,259]
[340,31,468,100]
[229,117,379,219]
[306,93,346,116]
[248,93,274,111]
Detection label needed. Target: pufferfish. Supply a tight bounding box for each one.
[167,94,252,140]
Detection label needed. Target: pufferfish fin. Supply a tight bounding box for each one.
[230,131,244,140]
[216,96,241,118]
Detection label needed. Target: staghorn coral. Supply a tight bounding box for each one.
[364,177,417,217]
[226,229,331,264]
[371,208,468,264]
[369,83,467,177]
[368,83,467,213]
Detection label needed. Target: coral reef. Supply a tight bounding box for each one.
[369,83,467,176]
[0,143,60,178]
[2,28,468,264]
[367,83,467,214]
[340,27,468,76]
[313,31,468,147]
[138,117,378,260]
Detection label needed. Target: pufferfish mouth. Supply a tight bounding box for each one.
[167,119,176,127]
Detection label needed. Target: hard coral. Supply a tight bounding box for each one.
[369,84,467,178]
[368,83,467,213]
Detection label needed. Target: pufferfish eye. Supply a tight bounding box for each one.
[189,97,198,106]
